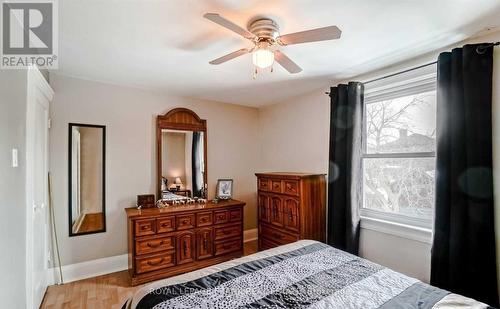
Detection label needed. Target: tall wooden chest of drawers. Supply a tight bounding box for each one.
[125,199,245,285]
[255,173,326,250]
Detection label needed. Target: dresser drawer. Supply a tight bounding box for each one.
[283,180,300,196]
[156,216,175,233]
[135,251,175,274]
[261,224,299,245]
[214,224,241,241]
[135,235,174,255]
[228,208,242,222]
[196,212,213,227]
[135,219,156,236]
[270,180,282,193]
[258,178,270,191]
[214,238,242,256]
[214,210,228,224]
[176,214,195,230]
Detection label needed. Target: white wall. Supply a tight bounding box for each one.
[0,70,28,308]
[259,30,500,283]
[49,74,260,266]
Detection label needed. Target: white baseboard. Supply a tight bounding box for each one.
[244,228,258,243]
[47,254,128,285]
[48,229,259,285]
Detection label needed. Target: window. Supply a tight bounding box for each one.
[361,67,437,229]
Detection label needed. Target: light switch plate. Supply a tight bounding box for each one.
[12,148,18,167]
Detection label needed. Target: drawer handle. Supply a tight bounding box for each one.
[147,240,164,248]
[161,222,170,227]
[203,238,208,250]
[201,218,207,222]
[217,215,225,220]
[147,258,164,266]
[141,225,150,230]
[181,219,189,225]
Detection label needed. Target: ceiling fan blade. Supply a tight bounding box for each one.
[204,13,256,40]
[274,50,302,74]
[209,48,250,65]
[278,25,341,45]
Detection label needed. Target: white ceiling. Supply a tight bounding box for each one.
[57,0,500,107]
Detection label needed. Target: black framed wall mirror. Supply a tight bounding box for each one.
[68,123,106,236]
[157,108,208,201]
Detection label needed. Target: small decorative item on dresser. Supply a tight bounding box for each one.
[137,194,155,209]
[216,179,233,200]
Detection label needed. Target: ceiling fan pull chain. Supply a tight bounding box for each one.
[253,67,258,79]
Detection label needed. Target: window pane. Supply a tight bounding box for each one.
[363,157,435,220]
[365,91,436,153]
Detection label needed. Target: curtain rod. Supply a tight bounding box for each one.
[325,41,499,95]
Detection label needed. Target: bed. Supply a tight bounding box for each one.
[122,240,491,309]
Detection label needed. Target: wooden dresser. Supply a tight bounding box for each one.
[255,173,326,250]
[125,199,245,285]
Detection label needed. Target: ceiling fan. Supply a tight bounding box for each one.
[204,13,342,75]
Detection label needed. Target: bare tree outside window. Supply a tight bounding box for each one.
[362,91,436,221]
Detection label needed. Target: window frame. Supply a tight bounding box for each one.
[360,68,437,231]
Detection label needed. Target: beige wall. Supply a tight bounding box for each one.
[49,74,259,265]
[259,31,500,283]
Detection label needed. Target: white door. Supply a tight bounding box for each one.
[25,67,53,309]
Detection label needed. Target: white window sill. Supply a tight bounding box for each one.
[360,216,433,244]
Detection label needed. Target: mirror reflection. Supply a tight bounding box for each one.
[161,129,205,201]
[69,124,106,236]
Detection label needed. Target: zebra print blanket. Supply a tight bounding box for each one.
[125,240,489,309]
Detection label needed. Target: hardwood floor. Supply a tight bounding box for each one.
[77,213,104,233]
[41,240,258,309]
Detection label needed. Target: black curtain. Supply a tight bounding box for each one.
[431,44,498,307]
[192,132,203,197]
[327,82,364,255]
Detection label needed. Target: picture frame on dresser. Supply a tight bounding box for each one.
[216,179,233,200]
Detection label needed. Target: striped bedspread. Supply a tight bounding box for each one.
[125,240,490,309]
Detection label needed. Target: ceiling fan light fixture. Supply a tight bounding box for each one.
[252,48,274,69]
[205,13,341,74]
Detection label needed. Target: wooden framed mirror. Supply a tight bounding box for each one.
[157,108,208,200]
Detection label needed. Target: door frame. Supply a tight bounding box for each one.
[25,66,54,309]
